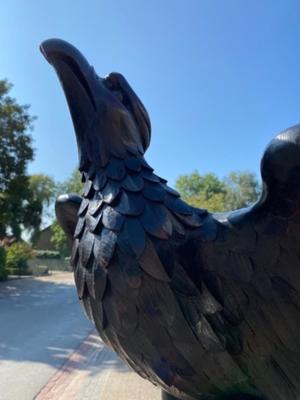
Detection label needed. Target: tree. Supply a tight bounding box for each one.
[224,171,260,210]
[175,170,261,212]
[59,169,82,194]
[6,241,34,274]
[27,174,56,241]
[0,80,35,238]
[0,246,7,281]
[175,171,227,211]
[51,220,70,257]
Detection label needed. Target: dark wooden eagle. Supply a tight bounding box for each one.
[41,39,300,400]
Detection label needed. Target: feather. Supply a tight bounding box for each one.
[123,217,146,258]
[77,197,89,216]
[101,179,120,204]
[161,214,173,236]
[162,184,180,197]
[199,283,223,314]
[118,299,139,335]
[108,258,140,297]
[90,297,105,330]
[85,261,107,300]
[122,174,144,192]
[138,239,170,281]
[83,179,94,198]
[142,171,161,183]
[88,195,103,216]
[125,157,142,172]
[165,196,193,216]
[140,204,169,239]
[93,170,107,191]
[172,211,203,229]
[102,205,124,231]
[227,252,254,283]
[166,210,186,237]
[198,216,218,242]
[74,263,86,299]
[70,238,80,267]
[139,157,154,171]
[115,191,145,216]
[106,158,126,180]
[171,263,199,297]
[117,250,142,289]
[78,229,94,268]
[93,228,117,268]
[110,144,128,159]
[102,291,121,331]
[143,181,166,202]
[82,295,93,320]
[85,212,102,233]
[74,216,85,238]
[86,164,96,180]
[153,239,175,277]
[195,316,224,351]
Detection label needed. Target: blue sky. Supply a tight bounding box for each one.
[1,1,300,186]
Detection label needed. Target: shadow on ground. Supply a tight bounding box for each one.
[0,274,127,375]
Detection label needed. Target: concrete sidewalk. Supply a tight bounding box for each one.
[35,330,161,400]
[0,272,161,400]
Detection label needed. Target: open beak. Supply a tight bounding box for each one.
[41,38,151,169]
[40,39,101,162]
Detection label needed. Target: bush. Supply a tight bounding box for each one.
[51,220,70,257]
[6,267,32,276]
[0,247,7,281]
[34,250,60,259]
[6,242,34,273]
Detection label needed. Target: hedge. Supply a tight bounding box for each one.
[0,247,7,281]
[34,250,61,259]
[6,242,34,272]
[6,267,32,276]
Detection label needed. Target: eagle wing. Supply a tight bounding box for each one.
[198,127,300,400]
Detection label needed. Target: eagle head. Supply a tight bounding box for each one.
[40,39,151,172]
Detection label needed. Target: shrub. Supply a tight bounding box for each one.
[6,242,34,273]
[51,220,70,257]
[0,247,7,281]
[34,250,60,259]
[6,267,32,276]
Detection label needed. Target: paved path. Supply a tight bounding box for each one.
[35,330,160,400]
[0,273,160,400]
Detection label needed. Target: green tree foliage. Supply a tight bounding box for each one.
[0,81,56,240]
[29,174,57,213]
[59,169,83,194]
[0,80,35,238]
[175,170,261,212]
[175,171,227,211]
[0,247,7,281]
[27,174,56,241]
[5,174,56,242]
[224,171,260,210]
[51,169,83,256]
[51,220,70,257]
[6,241,33,274]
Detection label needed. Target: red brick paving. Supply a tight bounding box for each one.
[34,329,160,400]
[35,330,99,400]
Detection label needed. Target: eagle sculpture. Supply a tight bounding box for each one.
[41,39,300,400]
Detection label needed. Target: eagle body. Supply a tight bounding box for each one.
[72,157,253,400]
[41,39,300,400]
